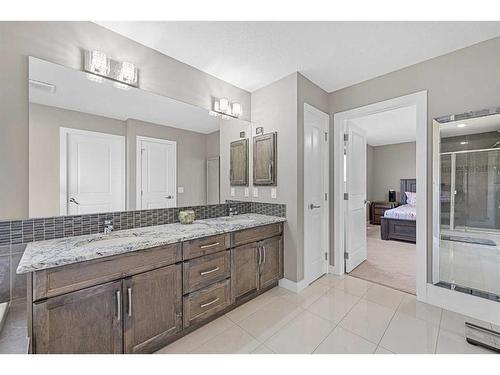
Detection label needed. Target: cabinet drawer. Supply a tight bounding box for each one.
[374,208,386,217]
[183,279,231,328]
[183,233,230,260]
[183,251,230,294]
[33,243,181,301]
[232,223,282,246]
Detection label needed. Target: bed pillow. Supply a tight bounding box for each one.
[405,191,416,206]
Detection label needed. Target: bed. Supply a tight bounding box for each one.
[380,179,417,243]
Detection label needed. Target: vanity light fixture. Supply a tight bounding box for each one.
[209,97,242,119]
[457,123,467,128]
[460,141,469,145]
[83,50,139,88]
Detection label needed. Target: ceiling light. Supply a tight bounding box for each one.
[83,50,139,88]
[457,123,467,128]
[210,97,242,119]
[87,50,110,76]
[117,61,138,86]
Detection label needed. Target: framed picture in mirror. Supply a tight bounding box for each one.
[230,138,249,186]
[253,132,277,186]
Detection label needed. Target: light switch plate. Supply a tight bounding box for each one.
[244,187,249,197]
[177,187,184,194]
[231,187,235,197]
[271,188,277,199]
[253,187,258,197]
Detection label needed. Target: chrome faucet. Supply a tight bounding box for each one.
[104,219,114,235]
[229,207,238,217]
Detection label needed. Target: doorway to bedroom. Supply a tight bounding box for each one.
[335,98,419,295]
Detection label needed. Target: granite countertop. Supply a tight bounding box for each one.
[17,214,286,274]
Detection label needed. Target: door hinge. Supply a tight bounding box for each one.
[344,193,349,200]
[343,133,349,142]
[141,190,143,196]
[324,252,328,261]
[324,132,328,142]
[324,193,328,201]
[344,252,349,260]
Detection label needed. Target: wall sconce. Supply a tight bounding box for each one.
[209,97,242,119]
[83,50,139,88]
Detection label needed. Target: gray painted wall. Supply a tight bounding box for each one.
[368,142,416,202]
[0,21,250,219]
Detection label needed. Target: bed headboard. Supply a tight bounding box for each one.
[400,179,416,204]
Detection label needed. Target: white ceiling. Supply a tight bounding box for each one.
[351,106,416,146]
[96,21,500,92]
[439,113,500,138]
[29,57,220,134]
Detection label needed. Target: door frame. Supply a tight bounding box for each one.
[59,127,126,215]
[206,156,220,205]
[135,136,177,209]
[332,91,427,299]
[303,103,330,285]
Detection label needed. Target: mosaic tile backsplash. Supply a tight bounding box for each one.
[0,201,285,303]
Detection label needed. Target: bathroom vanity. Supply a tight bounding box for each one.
[17,214,285,354]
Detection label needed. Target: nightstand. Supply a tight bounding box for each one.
[370,201,399,225]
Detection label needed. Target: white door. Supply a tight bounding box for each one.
[61,128,125,215]
[345,123,367,272]
[304,103,329,284]
[206,157,220,205]
[137,136,177,209]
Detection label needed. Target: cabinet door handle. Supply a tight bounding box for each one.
[127,287,132,317]
[200,297,220,308]
[258,246,262,265]
[263,246,266,264]
[116,290,121,321]
[200,242,220,249]
[200,267,220,276]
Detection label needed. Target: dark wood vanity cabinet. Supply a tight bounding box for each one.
[123,264,182,354]
[29,222,284,354]
[33,281,123,354]
[231,226,283,303]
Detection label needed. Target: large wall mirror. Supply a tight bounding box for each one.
[27,56,251,219]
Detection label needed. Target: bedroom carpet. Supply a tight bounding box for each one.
[349,224,416,294]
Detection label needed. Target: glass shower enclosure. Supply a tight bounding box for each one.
[434,110,500,301]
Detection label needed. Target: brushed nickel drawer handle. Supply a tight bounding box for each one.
[116,290,121,321]
[200,242,220,249]
[200,267,220,276]
[200,297,220,308]
[127,287,132,317]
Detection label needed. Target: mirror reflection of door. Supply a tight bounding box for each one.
[206,157,220,205]
[137,136,177,209]
[60,128,126,215]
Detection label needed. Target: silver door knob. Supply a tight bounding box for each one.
[165,195,173,199]
[69,197,80,205]
[309,204,321,209]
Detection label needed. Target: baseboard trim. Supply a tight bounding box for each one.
[279,278,308,293]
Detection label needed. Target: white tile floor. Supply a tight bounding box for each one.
[156,275,496,354]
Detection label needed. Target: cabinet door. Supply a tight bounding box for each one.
[33,281,123,354]
[253,132,277,186]
[231,242,259,302]
[259,236,283,289]
[230,138,249,186]
[124,264,182,354]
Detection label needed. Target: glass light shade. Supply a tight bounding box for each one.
[118,61,137,84]
[89,50,110,75]
[214,100,220,112]
[231,102,242,117]
[219,98,229,112]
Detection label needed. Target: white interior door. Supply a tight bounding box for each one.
[345,122,367,272]
[137,136,177,209]
[61,128,125,215]
[304,103,329,284]
[206,157,220,205]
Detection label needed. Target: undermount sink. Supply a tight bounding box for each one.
[75,236,140,248]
